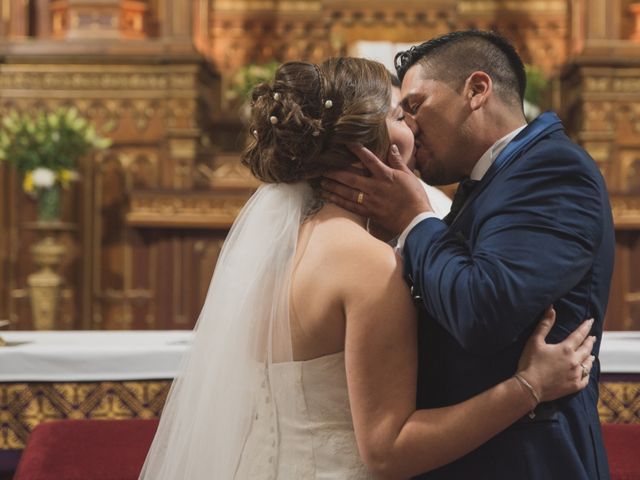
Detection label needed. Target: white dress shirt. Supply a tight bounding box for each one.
[422,182,452,219]
[396,124,527,252]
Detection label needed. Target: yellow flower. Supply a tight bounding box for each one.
[58,169,78,188]
[47,112,59,128]
[23,171,35,195]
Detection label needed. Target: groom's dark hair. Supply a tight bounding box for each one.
[394,30,526,108]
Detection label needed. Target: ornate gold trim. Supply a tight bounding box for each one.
[0,380,172,449]
[611,196,640,229]
[458,0,566,14]
[126,191,253,229]
[0,65,200,93]
[1,378,636,450]
[213,1,321,12]
[598,381,640,424]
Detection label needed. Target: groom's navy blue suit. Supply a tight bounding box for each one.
[404,112,614,480]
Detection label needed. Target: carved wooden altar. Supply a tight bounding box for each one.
[559,0,640,330]
[0,0,638,331]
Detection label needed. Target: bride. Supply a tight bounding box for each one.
[140,58,596,479]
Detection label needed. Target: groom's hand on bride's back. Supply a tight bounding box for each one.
[320,144,433,235]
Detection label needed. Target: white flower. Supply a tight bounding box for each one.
[523,99,541,122]
[32,168,56,188]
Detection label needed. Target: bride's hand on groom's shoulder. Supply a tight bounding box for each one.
[516,307,596,404]
[320,144,432,235]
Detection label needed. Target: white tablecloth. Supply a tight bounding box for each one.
[598,331,640,374]
[0,330,191,382]
[0,330,637,382]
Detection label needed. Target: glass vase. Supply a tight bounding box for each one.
[37,184,62,222]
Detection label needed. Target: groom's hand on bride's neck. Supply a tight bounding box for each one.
[320,143,433,235]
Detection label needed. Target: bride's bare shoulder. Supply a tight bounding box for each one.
[307,214,412,316]
[310,211,400,275]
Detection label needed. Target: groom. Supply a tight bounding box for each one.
[322,31,614,479]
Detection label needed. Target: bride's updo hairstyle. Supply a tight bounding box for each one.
[242,57,392,183]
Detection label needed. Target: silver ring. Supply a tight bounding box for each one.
[580,363,589,379]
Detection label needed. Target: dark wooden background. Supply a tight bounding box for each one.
[0,0,638,331]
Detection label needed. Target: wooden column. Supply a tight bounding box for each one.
[562,0,640,330]
[631,2,640,42]
[35,0,51,37]
[6,0,29,37]
[156,0,191,43]
[571,0,628,54]
[0,0,9,37]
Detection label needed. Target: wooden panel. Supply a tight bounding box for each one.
[608,232,640,330]
[0,46,226,330]
[206,0,571,111]
[0,164,9,324]
[560,42,640,331]
[0,0,637,332]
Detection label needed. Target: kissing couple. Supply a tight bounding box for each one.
[141,30,614,480]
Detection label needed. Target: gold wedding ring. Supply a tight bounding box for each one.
[356,191,365,205]
[580,363,589,379]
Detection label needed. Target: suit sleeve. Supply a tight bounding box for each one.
[403,147,605,355]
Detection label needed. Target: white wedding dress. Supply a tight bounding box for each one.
[140,183,376,479]
[234,352,373,479]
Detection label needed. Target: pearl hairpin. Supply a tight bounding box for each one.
[269,116,278,125]
[324,100,333,109]
[273,92,281,101]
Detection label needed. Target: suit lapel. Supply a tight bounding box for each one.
[449,112,564,228]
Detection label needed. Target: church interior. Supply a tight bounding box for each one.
[0,0,639,478]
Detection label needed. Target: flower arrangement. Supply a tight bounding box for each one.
[226,61,280,104]
[524,65,549,121]
[0,107,112,220]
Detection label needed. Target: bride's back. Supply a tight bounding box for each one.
[290,202,395,361]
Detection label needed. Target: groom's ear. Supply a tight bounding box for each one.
[465,71,492,111]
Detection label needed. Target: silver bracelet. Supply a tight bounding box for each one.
[514,373,540,418]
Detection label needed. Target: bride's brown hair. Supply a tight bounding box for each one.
[242,57,392,183]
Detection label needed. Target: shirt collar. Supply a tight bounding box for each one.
[469,124,527,181]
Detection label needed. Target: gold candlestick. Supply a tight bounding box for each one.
[27,235,66,330]
[24,221,75,331]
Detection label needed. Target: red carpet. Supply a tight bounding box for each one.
[12,419,640,479]
[602,423,640,480]
[13,419,159,480]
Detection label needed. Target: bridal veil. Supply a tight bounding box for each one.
[140,182,313,479]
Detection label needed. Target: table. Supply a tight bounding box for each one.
[596,332,640,424]
[0,329,638,453]
[0,330,191,382]
[0,330,190,454]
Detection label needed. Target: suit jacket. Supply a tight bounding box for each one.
[403,112,614,480]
